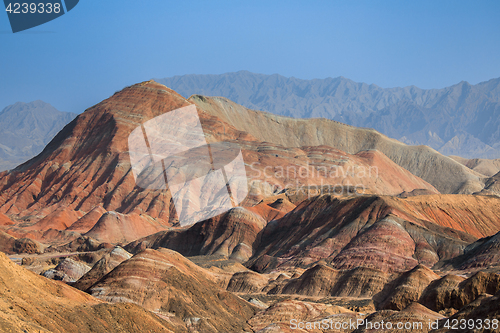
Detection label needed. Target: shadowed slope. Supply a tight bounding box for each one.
[0,81,437,239]
[477,170,500,196]
[73,246,132,291]
[126,206,267,262]
[66,206,107,233]
[377,265,440,311]
[191,95,486,194]
[84,211,167,244]
[88,248,256,333]
[247,194,500,273]
[0,252,176,332]
[443,230,500,272]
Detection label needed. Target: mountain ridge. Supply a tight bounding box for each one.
[0,81,439,230]
[157,71,500,158]
[189,94,486,194]
[0,100,77,171]
[1,81,500,331]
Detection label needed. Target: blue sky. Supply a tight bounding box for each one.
[1,0,500,114]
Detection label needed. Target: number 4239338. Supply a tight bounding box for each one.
[6,2,61,14]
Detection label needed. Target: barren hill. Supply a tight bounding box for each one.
[443,230,500,272]
[190,95,486,194]
[87,248,256,333]
[126,192,500,275]
[83,211,167,244]
[450,156,500,177]
[1,80,499,333]
[0,81,437,240]
[246,194,500,273]
[0,251,176,332]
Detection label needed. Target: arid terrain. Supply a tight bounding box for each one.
[1,81,499,333]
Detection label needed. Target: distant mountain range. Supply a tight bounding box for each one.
[0,101,77,171]
[1,82,500,331]
[157,71,500,158]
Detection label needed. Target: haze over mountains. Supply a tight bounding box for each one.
[0,101,77,171]
[2,71,499,172]
[158,71,500,158]
[1,81,500,332]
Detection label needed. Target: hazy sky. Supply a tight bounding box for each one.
[1,0,500,113]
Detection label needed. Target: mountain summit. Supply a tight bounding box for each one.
[0,81,439,227]
[1,81,500,331]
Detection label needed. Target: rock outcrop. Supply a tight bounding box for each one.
[354,302,444,333]
[41,257,91,282]
[227,270,271,293]
[247,194,499,273]
[377,265,440,311]
[441,290,500,327]
[88,248,256,333]
[191,94,486,194]
[269,264,390,298]
[0,81,439,247]
[419,271,500,312]
[84,211,167,244]
[248,299,358,332]
[0,251,177,332]
[0,230,16,254]
[73,246,132,291]
[126,207,267,262]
